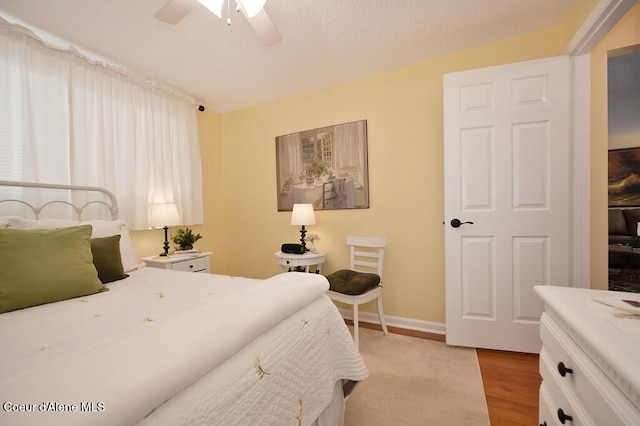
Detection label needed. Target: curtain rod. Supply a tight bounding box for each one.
[0,15,205,110]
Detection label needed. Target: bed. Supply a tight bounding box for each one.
[0,181,368,426]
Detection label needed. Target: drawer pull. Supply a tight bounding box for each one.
[189,264,194,269]
[557,408,573,424]
[557,362,573,377]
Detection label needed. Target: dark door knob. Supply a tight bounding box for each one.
[557,362,573,377]
[450,219,474,228]
[557,408,573,424]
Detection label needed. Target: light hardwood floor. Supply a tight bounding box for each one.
[355,322,541,426]
[476,349,540,426]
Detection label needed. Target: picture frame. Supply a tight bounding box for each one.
[609,147,640,206]
[276,120,370,211]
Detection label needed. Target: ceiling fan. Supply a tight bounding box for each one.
[154,0,282,46]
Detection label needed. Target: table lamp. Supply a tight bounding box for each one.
[290,203,316,252]
[150,203,182,256]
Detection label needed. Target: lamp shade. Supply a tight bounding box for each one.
[149,203,181,228]
[290,204,316,226]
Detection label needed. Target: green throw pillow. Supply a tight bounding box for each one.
[0,225,108,314]
[326,269,381,295]
[91,235,129,284]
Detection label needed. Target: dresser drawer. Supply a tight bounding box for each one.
[539,383,558,426]
[171,256,208,273]
[540,350,593,425]
[142,252,212,273]
[278,257,305,267]
[540,313,640,425]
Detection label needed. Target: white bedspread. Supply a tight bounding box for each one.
[0,268,367,425]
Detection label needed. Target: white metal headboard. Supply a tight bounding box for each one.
[0,180,119,220]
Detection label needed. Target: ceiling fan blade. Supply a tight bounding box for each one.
[245,8,282,46]
[154,0,200,24]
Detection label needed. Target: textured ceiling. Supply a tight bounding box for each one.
[0,0,573,113]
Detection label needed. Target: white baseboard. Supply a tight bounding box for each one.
[338,308,445,335]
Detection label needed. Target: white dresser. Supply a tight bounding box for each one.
[142,252,212,273]
[535,286,640,425]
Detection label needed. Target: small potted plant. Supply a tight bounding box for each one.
[172,228,202,251]
[304,233,320,253]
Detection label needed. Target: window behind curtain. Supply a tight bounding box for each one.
[0,20,203,229]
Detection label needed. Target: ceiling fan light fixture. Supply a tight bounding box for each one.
[157,0,279,46]
[236,0,267,18]
[198,0,224,18]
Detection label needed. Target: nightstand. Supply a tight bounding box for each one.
[142,252,212,273]
[275,251,325,273]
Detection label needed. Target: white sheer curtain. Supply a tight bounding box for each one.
[0,18,203,229]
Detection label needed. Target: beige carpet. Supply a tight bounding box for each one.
[344,328,490,426]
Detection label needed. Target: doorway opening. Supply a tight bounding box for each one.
[607,45,640,292]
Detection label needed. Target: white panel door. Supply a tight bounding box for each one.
[444,56,570,353]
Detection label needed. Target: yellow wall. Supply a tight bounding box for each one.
[204,25,571,325]
[130,0,598,325]
[591,4,640,290]
[609,133,640,150]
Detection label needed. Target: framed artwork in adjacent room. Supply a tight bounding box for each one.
[609,147,640,206]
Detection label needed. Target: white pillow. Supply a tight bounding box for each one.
[0,216,139,272]
[0,217,79,229]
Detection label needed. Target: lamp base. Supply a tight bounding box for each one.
[160,226,171,256]
[299,225,308,252]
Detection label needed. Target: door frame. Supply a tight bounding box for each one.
[566,0,636,289]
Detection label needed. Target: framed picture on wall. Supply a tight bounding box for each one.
[275,120,370,211]
[609,147,640,206]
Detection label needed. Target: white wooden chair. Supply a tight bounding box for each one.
[326,236,388,349]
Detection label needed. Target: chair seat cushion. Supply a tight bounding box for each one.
[326,269,380,295]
